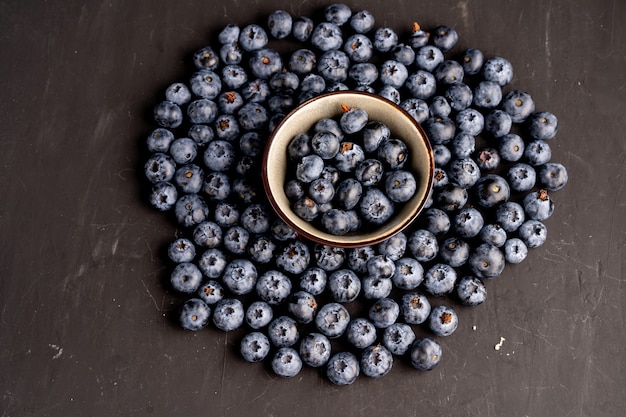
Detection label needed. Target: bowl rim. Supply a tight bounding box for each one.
[262,90,435,248]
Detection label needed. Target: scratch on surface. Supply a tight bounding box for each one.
[541,247,622,282]
[140,278,162,312]
[544,0,553,82]
[513,324,558,350]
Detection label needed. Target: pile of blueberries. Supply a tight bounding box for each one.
[285,107,418,235]
[143,4,568,384]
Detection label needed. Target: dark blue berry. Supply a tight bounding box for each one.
[456,276,487,307]
[222,259,258,295]
[448,157,481,188]
[220,41,242,65]
[499,133,525,162]
[350,10,375,33]
[190,70,222,99]
[373,27,398,52]
[249,48,283,80]
[240,332,271,362]
[165,82,191,105]
[362,276,393,299]
[461,48,484,75]
[524,140,552,166]
[315,302,350,338]
[193,46,219,70]
[406,70,437,100]
[344,34,373,62]
[325,3,352,25]
[368,298,400,329]
[432,25,458,52]
[445,83,473,111]
[408,229,439,262]
[179,298,211,331]
[423,116,456,145]
[145,153,176,184]
[450,132,476,158]
[439,237,470,267]
[482,56,513,86]
[299,333,332,367]
[410,337,442,370]
[326,352,360,385]
[415,45,444,72]
[149,181,178,211]
[213,201,239,227]
[469,243,505,279]
[346,318,378,349]
[287,291,318,324]
[221,65,248,90]
[299,267,327,295]
[475,174,511,208]
[518,219,548,248]
[528,111,558,140]
[376,232,407,261]
[271,347,302,378]
[539,162,568,191]
[435,184,468,211]
[239,24,268,51]
[267,10,292,39]
[276,240,310,274]
[218,24,240,44]
[434,60,464,85]
[174,193,209,228]
[495,201,526,233]
[153,101,183,128]
[328,269,361,302]
[312,22,343,51]
[428,305,458,336]
[502,89,535,123]
[223,226,249,255]
[485,109,512,138]
[382,323,416,355]
[423,263,457,296]
[473,80,502,108]
[523,189,555,221]
[245,300,273,329]
[317,50,350,82]
[168,238,196,263]
[292,16,314,42]
[401,292,431,324]
[212,298,244,332]
[479,224,507,247]
[268,315,300,348]
[359,188,394,225]
[147,128,174,153]
[171,262,203,293]
[256,269,292,305]
[392,257,424,290]
[507,163,537,192]
[198,280,225,305]
[187,98,218,124]
[346,246,376,274]
[360,345,393,378]
[197,248,228,279]
[503,238,528,263]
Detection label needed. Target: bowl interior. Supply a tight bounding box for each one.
[263,91,434,248]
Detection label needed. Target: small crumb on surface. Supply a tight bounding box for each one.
[494,337,505,351]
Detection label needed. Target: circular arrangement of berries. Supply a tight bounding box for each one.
[143,4,568,383]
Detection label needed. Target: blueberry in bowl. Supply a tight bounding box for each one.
[262,91,434,248]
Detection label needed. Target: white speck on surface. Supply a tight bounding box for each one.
[49,344,63,359]
[494,337,506,351]
[472,325,477,331]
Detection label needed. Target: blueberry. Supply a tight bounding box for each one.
[308,178,335,205]
[271,219,297,242]
[373,27,398,52]
[434,60,464,85]
[406,70,437,100]
[170,262,203,294]
[248,48,283,80]
[221,226,250,256]
[149,181,178,211]
[475,174,511,208]
[241,79,271,103]
[485,109,512,138]
[245,300,274,329]
[524,140,552,166]
[256,270,292,305]
[391,44,416,66]
[174,194,209,228]
[422,208,451,236]
[326,352,360,385]
[340,107,368,134]
[179,298,211,331]
[408,229,439,262]
[165,82,192,105]
[410,337,442,371]
[355,159,385,186]
[539,162,568,191]
[269,72,300,95]
[276,240,310,274]
[499,133,525,162]
[475,147,501,171]
[378,138,409,170]
[321,208,353,236]
[469,243,505,279]
[346,245,376,274]
[147,128,174,153]
[311,131,341,160]
[361,121,391,153]
[325,3,352,25]
[267,10,292,39]
[311,22,343,52]
[240,331,271,363]
[214,114,240,141]
[408,22,430,48]
[439,237,470,267]
[145,153,176,184]
[317,50,350,82]
[315,302,351,338]
[456,276,487,307]
[401,292,431,325]
[222,259,257,295]
[360,345,393,378]
[400,98,429,124]
[314,244,346,271]
[507,163,537,192]
[268,315,300,348]
[428,305,458,336]
[359,188,394,225]
[528,111,558,140]
[328,269,361,302]
[448,158,481,188]
[429,95,452,118]
[220,41,243,65]
[376,232,407,261]
[153,100,183,128]
[192,46,219,70]
[445,82,474,111]
[293,196,320,221]
[299,267,327,295]
[271,347,303,378]
[350,10,375,33]
[482,56,513,86]
[296,154,325,182]
[432,25,458,52]
[380,60,409,88]
[495,201,526,233]
[473,80,502,108]
[288,49,317,76]
[433,144,452,166]
[423,263,457,296]
[314,117,344,139]
[502,89,535,123]
[186,125,214,148]
[382,323,416,356]
[461,48,484,75]
[392,257,424,290]
[287,291,318,324]
[168,238,196,263]
[368,298,400,329]
[523,189,555,221]
[385,170,417,203]
[334,142,365,173]
[450,132,476,159]
[479,223,508,247]
[284,179,306,202]
[197,279,225,305]
[240,204,271,234]
[292,16,314,42]
[435,184,469,211]
[203,140,235,172]
[212,298,244,332]
[238,24,268,52]
[344,34,374,63]
[503,237,529,264]
[221,65,248,90]
[362,276,393,300]
[423,116,456,145]
[187,98,218,124]
[415,45,444,72]
[218,24,241,44]
[213,201,240,227]
[346,318,378,349]
[518,219,548,248]
[299,333,332,367]
[197,248,228,279]
[190,70,222,99]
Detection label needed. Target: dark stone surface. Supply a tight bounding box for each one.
[1,0,624,416]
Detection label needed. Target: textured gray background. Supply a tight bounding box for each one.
[1,0,624,416]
